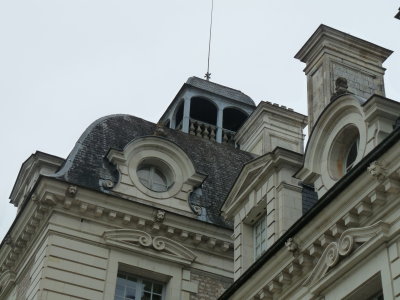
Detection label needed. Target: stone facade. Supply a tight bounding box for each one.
[220,25,400,300]
[1,24,399,300]
[190,270,232,300]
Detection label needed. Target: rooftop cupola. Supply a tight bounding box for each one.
[159,77,256,144]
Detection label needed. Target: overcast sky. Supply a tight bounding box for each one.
[0,1,399,241]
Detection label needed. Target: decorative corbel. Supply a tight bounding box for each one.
[154,209,166,223]
[367,161,387,182]
[285,238,299,256]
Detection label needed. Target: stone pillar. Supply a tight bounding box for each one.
[216,107,223,143]
[182,97,191,133]
[170,112,176,129]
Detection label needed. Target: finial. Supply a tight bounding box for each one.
[205,0,214,81]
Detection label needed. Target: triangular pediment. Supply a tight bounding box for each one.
[222,153,273,216]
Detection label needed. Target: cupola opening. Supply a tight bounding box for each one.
[190,97,217,126]
[223,107,248,132]
[175,102,184,128]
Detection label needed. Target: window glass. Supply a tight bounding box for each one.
[345,139,358,173]
[137,164,169,192]
[254,214,268,259]
[115,271,164,300]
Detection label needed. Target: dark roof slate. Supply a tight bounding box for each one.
[186,77,256,106]
[301,183,318,214]
[54,114,254,228]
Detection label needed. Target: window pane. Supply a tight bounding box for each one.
[115,272,163,300]
[153,283,163,294]
[142,280,152,292]
[137,164,169,192]
[141,292,151,300]
[152,168,167,185]
[152,183,168,192]
[254,214,268,259]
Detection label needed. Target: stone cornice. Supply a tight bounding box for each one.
[0,178,233,276]
[235,101,307,145]
[295,24,392,65]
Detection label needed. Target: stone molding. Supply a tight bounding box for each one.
[303,221,389,287]
[103,229,197,265]
[0,270,16,298]
[0,180,232,276]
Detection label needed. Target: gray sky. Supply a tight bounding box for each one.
[1,1,399,241]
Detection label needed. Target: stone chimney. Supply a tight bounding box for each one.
[295,25,392,132]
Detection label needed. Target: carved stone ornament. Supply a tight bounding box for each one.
[103,229,197,264]
[154,209,166,223]
[285,238,299,253]
[303,221,389,287]
[330,77,351,101]
[66,185,78,197]
[101,179,114,189]
[367,161,387,182]
[153,123,167,137]
[191,205,202,216]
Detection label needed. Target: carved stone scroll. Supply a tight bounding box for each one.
[103,229,197,264]
[303,221,389,286]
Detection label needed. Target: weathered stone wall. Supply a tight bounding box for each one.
[332,62,383,99]
[190,270,232,300]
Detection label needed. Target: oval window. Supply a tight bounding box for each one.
[137,162,173,192]
[328,125,360,180]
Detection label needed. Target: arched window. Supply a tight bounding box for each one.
[223,107,248,131]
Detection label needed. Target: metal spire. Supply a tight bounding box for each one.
[205,0,214,81]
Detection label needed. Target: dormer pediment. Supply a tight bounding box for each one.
[10,151,64,208]
[222,148,303,219]
[296,93,400,197]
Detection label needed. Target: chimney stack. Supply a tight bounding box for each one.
[295,25,392,132]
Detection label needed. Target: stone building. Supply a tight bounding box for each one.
[220,25,400,300]
[0,25,399,300]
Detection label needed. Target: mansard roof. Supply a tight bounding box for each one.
[53,114,255,228]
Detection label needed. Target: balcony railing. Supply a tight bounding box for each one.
[175,118,236,145]
[189,119,217,141]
